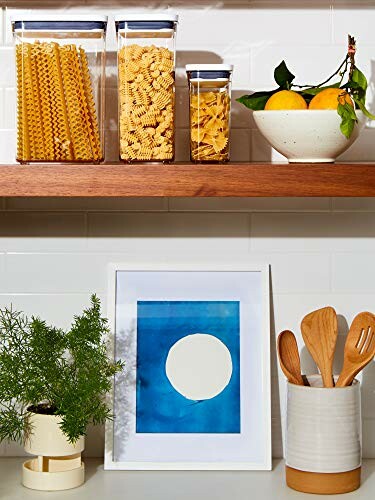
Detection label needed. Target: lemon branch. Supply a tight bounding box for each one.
[293,35,355,91]
[348,35,356,80]
[292,56,349,90]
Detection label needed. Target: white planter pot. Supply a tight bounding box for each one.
[22,412,85,491]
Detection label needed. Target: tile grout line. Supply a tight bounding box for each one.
[84,211,89,239]
[329,196,333,212]
[1,7,4,46]
[248,212,253,252]
[329,251,334,293]
[330,3,335,45]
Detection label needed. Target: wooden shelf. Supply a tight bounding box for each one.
[1,162,375,197]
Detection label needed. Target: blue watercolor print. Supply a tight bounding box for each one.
[136,300,240,434]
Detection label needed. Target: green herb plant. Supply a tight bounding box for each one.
[237,35,375,138]
[0,294,124,444]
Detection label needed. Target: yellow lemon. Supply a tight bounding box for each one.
[309,88,353,110]
[265,90,308,110]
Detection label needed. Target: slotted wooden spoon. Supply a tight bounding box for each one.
[336,312,375,387]
[301,306,338,388]
[277,330,304,386]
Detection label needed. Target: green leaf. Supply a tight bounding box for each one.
[301,82,341,96]
[274,61,295,89]
[341,80,362,90]
[344,67,368,106]
[236,90,277,111]
[352,68,367,92]
[337,102,357,139]
[353,97,375,120]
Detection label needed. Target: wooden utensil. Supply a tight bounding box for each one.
[301,306,338,388]
[277,330,304,386]
[336,312,375,388]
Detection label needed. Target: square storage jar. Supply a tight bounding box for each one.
[12,15,107,164]
[186,64,233,163]
[116,14,178,163]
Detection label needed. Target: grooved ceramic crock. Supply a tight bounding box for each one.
[22,413,85,491]
[285,375,361,494]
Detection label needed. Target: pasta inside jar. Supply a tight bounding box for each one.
[116,15,178,163]
[187,64,233,163]
[12,15,106,164]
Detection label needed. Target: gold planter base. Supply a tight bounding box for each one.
[286,465,361,495]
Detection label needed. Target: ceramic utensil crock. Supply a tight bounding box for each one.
[286,375,361,495]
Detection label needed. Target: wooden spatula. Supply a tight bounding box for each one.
[301,306,338,388]
[277,330,304,386]
[336,312,375,387]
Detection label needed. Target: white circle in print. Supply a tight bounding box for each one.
[165,333,233,401]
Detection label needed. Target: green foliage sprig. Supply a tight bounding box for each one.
[0,294,124,444]
[237,35,375,138]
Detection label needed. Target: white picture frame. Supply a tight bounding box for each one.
[105,263,271,471]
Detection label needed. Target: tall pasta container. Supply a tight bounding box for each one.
[12,15,107,164]
[186,64,232,163]
[116,14,178,163]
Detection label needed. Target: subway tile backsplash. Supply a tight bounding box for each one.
[1,1,375,459]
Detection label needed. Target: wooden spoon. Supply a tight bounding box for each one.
[301,306,338,388]
[277,330,304,386]
[336,312,375,387]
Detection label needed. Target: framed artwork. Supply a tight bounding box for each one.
[105,263,271,470]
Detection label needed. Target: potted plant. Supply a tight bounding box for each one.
[0,294,124,491]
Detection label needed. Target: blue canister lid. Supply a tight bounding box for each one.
[189,71,231,79]
[115,13,178,31]
[117,21,175,30]
[186,64,233,80]
[12,14,108,31]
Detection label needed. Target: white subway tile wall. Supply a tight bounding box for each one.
[0,1,375,459]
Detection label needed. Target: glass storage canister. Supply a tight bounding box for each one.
[186,64,233,163]
[116,14,178,162]
[12,15,107,164]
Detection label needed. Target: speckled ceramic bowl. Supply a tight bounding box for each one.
[253,110,365,163]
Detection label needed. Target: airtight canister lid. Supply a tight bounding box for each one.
[186,64,233,80]
[115,13,178,31]
[12,14,108,31]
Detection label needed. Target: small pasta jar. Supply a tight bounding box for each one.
[12,14,107,164]
[116,14,178,163]
[186,64,233,163]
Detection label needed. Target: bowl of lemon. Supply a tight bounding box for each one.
[238,36,372,163]
[253,88,365,163]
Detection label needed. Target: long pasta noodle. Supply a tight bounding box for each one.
[34,43,54,160]
[16,41,102,162]
[59,44,92,160]
[16,45,29,161]
[79,47,102,161]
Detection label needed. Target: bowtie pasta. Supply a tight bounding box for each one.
[16,41,102,163]
[119,44,175,162]
[190,91,230,162]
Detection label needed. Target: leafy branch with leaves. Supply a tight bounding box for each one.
[237,35,375,138]
[0,294,124,444]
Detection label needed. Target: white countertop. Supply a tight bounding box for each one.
[1,458,374,499]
